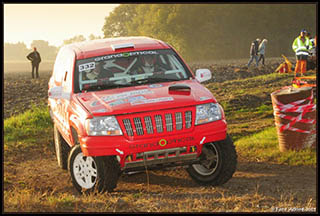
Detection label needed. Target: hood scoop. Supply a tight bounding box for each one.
[168,84,191,95]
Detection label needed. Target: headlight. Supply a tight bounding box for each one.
[85,116,123,136]
[195,103,222,125]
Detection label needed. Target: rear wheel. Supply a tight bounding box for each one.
[186,135,237,186]
[68,145,120,194]
[53,123,70,170]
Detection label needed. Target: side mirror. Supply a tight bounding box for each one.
[195,69,212,83]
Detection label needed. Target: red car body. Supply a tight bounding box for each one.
[49,36,228,171]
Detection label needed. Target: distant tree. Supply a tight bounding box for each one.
[63,35,86,45]
[88,34,102,40]
[102,4,138,37]
[102,3,316,61]
[30,40,58,60]
[4,42,29,61]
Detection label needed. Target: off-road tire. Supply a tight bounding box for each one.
[186,134,237,186]
[53,123,70,170]
[68,145,120,194]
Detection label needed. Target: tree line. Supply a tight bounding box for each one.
[5,4,316,62]
[102,4,316,62]
[4,34,101,61]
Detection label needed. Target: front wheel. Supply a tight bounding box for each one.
[68,145,120,194]
[186,135,237,186]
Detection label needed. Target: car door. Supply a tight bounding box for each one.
[49,47,75,143]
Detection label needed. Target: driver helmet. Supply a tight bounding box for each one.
[141,55,156,67]
[140,55,157,73]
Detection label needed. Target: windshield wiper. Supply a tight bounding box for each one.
[84,83,133,92]
[130,77,180,85]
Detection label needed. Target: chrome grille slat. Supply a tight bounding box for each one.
[134,117,144,135]
[155,115,163,133]
[185,111,192,129]
[175,112,183,130]
[165,114,173,132]
[144,116,153,134]
[123,119,133,136]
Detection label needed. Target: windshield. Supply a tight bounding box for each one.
[74,49,192,92]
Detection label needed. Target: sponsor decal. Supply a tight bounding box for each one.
[116,148,124,155]
[158,139,167,147]
[108,96,147,107]
[200,96,211,101]
[94,51,158,62]
[92,108,107,113]
[48,86,71,100]
[108,99,127,107]
[200,137,206,144]
[91,94,149,107]
[149,84,163,88]
[131,97,174,106]
[91,100,101,107]
[101,89,153,103]
[129,136,195,149]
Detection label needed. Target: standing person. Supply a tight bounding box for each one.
[26,47,41,79]
[292,29,312,74]
[247,38,261,68]
[257,39,268,66]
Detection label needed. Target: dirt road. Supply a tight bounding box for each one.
[3,58,317,212]
[4,148,317,212]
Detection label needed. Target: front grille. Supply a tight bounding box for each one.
[122,110,193,137]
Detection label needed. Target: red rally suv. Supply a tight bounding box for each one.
[48,36,237,194]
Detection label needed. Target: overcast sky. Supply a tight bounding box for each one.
[4,4,119,48]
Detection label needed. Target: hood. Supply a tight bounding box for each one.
[76,79,216,116]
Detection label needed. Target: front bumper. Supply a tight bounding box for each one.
[80,119,227,168]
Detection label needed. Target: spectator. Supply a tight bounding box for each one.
[247,38,261,68]
[26,47,41,79]
[292,29,312,74]
[257,39,268,66]
[309,34,316,58]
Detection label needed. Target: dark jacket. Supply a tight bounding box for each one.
[27,51,41,64]
[250,40,259,56]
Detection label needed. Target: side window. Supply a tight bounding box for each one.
[53,48,66,84]
[53,47,75,93]
[62,49,75,93]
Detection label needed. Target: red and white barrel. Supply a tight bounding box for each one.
[271,86,316,152]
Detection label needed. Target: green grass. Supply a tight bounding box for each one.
[4,103,53,153]
[235,127,316,166]
[255,104,272,113]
